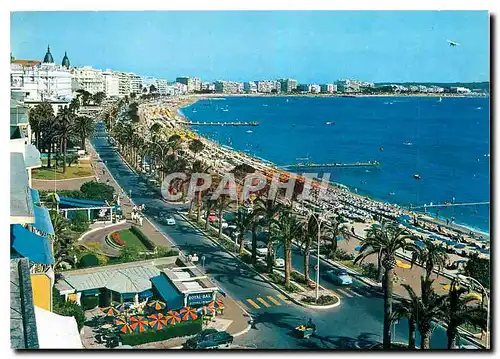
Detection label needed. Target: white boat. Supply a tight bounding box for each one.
[222,109,229,112]
[246,130,253,134]
[404,142,413,146]
[438,97,443,103]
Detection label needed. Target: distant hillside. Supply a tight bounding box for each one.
[376,82,490,92]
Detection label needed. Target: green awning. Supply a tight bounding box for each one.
[151,274,184,310]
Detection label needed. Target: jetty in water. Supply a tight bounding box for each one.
[185,121,260,127]
[282,161,380,169]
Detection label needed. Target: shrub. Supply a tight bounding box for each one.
[361,263,379,280]
[81,295,99,310]
[80,181,115,203]
[240,253,252,264]
[121,319,202,346]
[302,295,338,306]
[291,271,307,285]
[129,225,155,250]
[53,299,86,330]
[79,253,102,268]
[333,249,355,261]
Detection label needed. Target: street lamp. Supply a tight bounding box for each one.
[307,207,338,302]
[456,274,490,349]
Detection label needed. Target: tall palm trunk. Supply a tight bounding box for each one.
[204,203,210,231]
[446,326,458,349]
[47,142,53,168]
[251,222,258,265]
[383,266,394,348]
[196,192,202,223]
[284,241,292,286]
[81,136,85,149]
[238,233,245,254]
[188,197,195,216]
[62,138,68,173]
[377,253,384,282]
[218,209,223,239]
[420,329,431,350]
[266,237,274,273]
[408,318,416,349]
[304,242,311,283]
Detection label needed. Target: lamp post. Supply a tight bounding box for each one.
[457,274,490,349]
[307,207,337,302]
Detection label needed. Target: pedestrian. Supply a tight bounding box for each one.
[138,216,143,227]
[102,168,105,176]
[351,227,355,235]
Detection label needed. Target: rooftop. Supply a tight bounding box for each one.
[10,152,34,224]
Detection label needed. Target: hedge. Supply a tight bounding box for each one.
[121,319,202,346]
[129,225,155,250]
[79,253,100,268]
[81,295,99,310]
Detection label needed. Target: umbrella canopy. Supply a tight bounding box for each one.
[396,260,411,269]
[101,306,120,316]
[165,310,182,325]
[114,317,127,326]
[354,246,361,252]
[198,306,216,316]
[130,315,149,333]
[443,284,460,291]
[179,307,198,321]
[414,240,424,248]
[147,299,166,311]
[465,292,483,301]
[335,236,344,242]
[119,322,134,334]
[455,243,466,249]
[148,313,168,331]
[454,259,468,264]
[207,299,224,309]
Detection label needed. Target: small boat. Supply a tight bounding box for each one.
[222,109,229,112]
[262,104,268,107]
[380,147,384,152]
[438,97,443,103]
[246,130,253,134]
[286,99,289,103]
[389,192,396,196]
[476,107,482,110]
[404,142,413,146]
[413,174,421,180]
[292,124,296,127]
[325,121,334,125]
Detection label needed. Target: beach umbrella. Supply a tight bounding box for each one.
[443,284,460,291]
[415,240,424,248]
[179,306,198,321]
[147,299,166,311]
[114,317,127,326]
[148,313,168,331]
[101,306,120,317]
[454,243,466,249]
[207,299,224,310]
[454,259,467,264]
[354,246,361,252]
[396,260,412,269]
[197,306,216,316]
[118,322,134,334]
[165,310,182,325]
[130,315,149,333]
[336,236,344,242]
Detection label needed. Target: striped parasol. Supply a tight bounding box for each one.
[207,299,225,310]
[165,310,182,325]
[115,302,128,313]
[179,306,198,321]
[119,322,134,334]
[147,299,166,311]
[130,315,149,333]
[148,313,168,331]
[114,316,127,326]
[101,306,120,316]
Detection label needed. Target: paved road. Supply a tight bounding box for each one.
[91,123,477,349]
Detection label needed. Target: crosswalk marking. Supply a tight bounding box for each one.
[257,297,271,307]
[347,288,363,297]
[277,294,291,304]
[246,299,261,309]
[267,296,281,305]
[336,288,353,298]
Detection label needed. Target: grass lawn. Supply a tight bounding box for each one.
[116,229,147,251]
[33,164,94,180]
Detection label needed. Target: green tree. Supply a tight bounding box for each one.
[188,139,205,156]
[355,221,420,349]
[70,210,90,233]
[253,198,283,273]
[271,208,303,287]
[80,181,115,202]
[55,106,76,173]
[463,253,490,289]
[29,102,54,149]
[72,115,95,150]
[391,294,418,348]
[40,115,58,168]
[216,195,234,240]
[92,91,106,106]
[234,209,253,254]
[53,288,86,330]
[325,216,350,259]
[203,195,217,231]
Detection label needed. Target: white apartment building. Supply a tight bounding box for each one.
[201,82,216,92]
[450,87,472,94]
[244,82,258,94]
[278,78,298,93]
[320,84,337,93]
[309,84,321,93]
[114,71,131,97]
[129,73,142,95]
[336,79,361,93]
[256,80,280,93]
[215,81,243,94]
[164,82,188,96]
[71,66,104,94]
[156,79,169,95]
[11,63,73,102]
[176,77,202,93]
[102,70,120,97]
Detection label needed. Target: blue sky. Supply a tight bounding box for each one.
[11,11,489,83]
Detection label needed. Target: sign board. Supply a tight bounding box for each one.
[187,292,213,306]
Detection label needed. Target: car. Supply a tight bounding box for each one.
[208,213,217,223]
[274,257,285,268]
[182,329,233,349]
[326,268,353,285]
[256,241,268,257]
[165,216,176,226]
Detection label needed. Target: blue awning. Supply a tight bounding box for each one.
[151,274,184,310]
[11,224,54,265]
[30,188,40,205]
[58,196,107,208]
[139,289,153,298]
[33,205,55,236]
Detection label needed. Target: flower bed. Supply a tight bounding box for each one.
[111,232,125,246]
[301,294,339,306]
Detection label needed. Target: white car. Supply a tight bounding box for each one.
[165,216,176,226]
[274,257,285,268]
[256,242,268,257]
[326,268,353,285]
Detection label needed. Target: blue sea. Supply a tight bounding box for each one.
[181,96,490,234]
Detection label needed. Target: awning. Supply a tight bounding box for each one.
[11,224,54,265]
[30,188,41,205]
[81,288,100,296]
[58,196,107,208]
[34,306,83,349]
[139,289,153,298]
[151,274,184,310]
[24,144,42,169]
[32,206,55,236]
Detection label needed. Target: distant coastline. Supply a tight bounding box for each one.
[189,92,488,99]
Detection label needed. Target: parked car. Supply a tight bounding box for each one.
[326,268,353,285]
[165,216,176,226]
[256,241,268,257]
[208,212,217,223]
[274,257,285,268]
[183,329,233,349]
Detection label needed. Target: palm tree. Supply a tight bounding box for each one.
[217,195,233,240]
[55,106,76,173]
[29,102,54,148]
[40,116,58,168]
[92,91,106,106]
[355,221,420,349]
[69,97,80,113]
[203,194,217,231]
[189,139,205,157]
[403,278,447,349]
[443,280,487,349]
[324,216,351,259]
[391,295,418,348]
[411,237,448,281]
[253,198,282,273]
[72,115,95,150]
[186,160,211,221]
[271,208,303,286]
[234,209,254,254]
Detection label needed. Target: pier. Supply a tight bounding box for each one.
[412,201,490,211]
[282,161,380,169]
[185,121,260,127]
